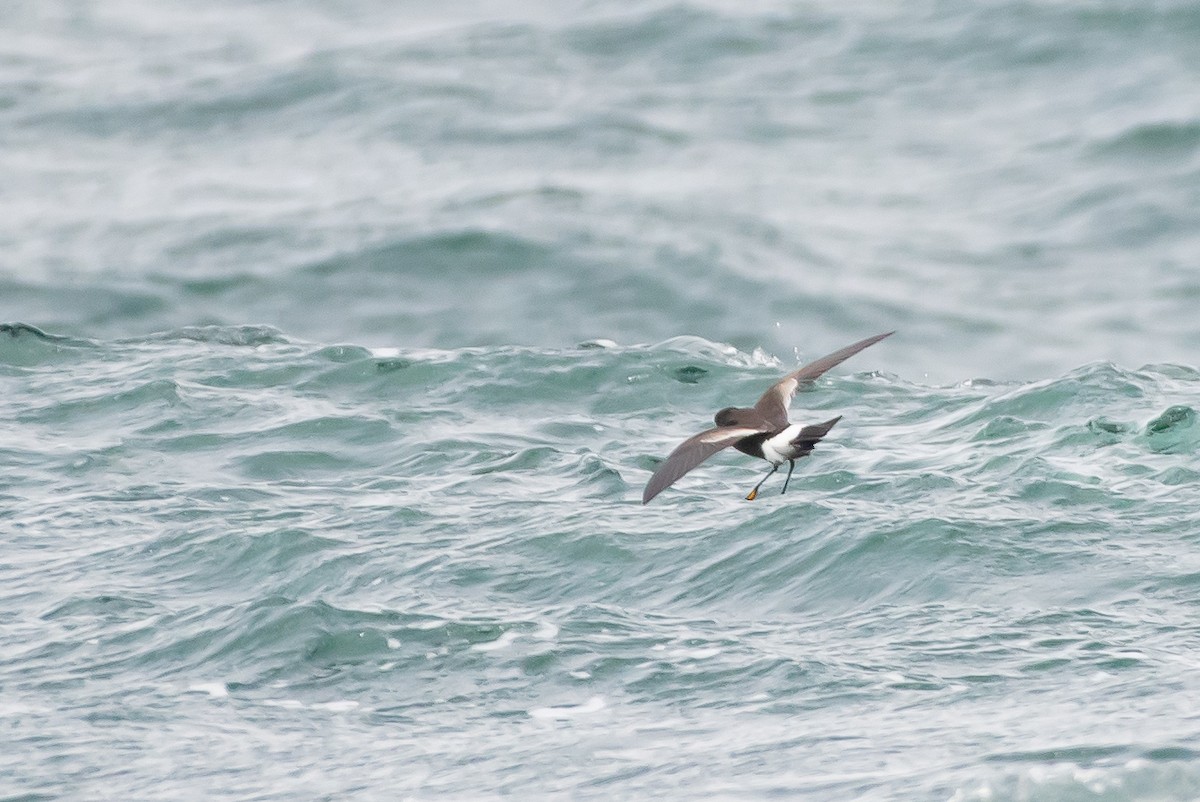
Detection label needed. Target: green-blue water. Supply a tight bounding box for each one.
[4,3,1200,799]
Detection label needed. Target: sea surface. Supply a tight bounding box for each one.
[3,2,1200,800]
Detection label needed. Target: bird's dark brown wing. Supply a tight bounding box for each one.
[754,331,894,429]
[642,425,768,504]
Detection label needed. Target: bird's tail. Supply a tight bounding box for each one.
[790,415,842,456]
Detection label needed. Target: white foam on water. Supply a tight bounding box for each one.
[411,619,445,630]
[316,700,360,712]
[531,621,558,640]
[670,646,721,660]
[472,630,520,652]
[529,696,606,720]
[187,682,229,699]
[266,699,305,710]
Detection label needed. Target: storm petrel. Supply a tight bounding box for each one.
[642,331,893,504]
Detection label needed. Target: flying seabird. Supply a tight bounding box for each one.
[642,331,893,503]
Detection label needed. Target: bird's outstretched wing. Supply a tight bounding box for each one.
[642,425,768,504]
[754,331,894,429]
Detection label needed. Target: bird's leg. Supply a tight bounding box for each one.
[745,464,779,501]
[780,459,796,495]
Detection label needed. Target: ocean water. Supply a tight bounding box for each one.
[3,2,1200,799]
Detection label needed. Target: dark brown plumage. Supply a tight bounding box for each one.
[642,331,893,503]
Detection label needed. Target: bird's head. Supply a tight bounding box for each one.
[714,407,740,427]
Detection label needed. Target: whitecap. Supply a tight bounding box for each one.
[316,700,360,712]
[531,621,559,640]
[472,630,520,652]
[187,682,229,699]
[529,696,606,720]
